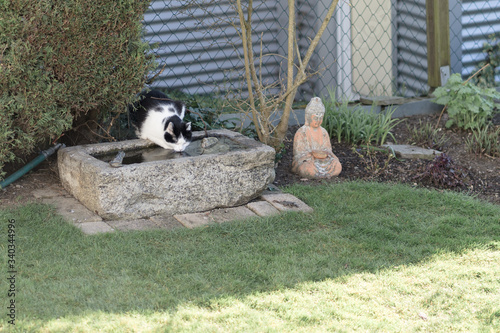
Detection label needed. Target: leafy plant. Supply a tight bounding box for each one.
[415,153,467,188]
[465,125,500,157]
[433,73,500,130]
[472,34,500,89]
[323,92,402,146]
[406,120,449,150]
[184,105,223,132]
[274,142,287,164]
[169,90,256,137]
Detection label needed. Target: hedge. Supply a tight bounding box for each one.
[0,0,156,179]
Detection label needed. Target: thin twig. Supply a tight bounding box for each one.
[276,0,340,144]
[435,105,448,130]
[186,108,209,137]
[71,121,117,142]
[106,112,122,136]
[51,133,65,145]
[88,121,117,141]
[464,63,491,84]
[146,63,167,85]
[235,0,264,142]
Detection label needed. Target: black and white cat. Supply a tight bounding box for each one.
[129,90,192,152]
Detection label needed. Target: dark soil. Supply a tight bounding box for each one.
[274,113,500,206]
[1,113,499,207]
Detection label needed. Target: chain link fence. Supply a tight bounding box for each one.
[143,0,500,101]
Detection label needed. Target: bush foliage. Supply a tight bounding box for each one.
[0,0,156,179]
[472,34,500,89]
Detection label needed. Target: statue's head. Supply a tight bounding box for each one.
[305,97,325,128]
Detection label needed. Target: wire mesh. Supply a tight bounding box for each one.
[143,0,500,100]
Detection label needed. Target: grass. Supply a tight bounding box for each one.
[1,181,499,332]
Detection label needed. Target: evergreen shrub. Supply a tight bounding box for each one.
[0,0,156,179]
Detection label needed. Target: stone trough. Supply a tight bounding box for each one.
[57,129,275,220]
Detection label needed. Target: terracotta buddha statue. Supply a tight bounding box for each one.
[291,97,342,179]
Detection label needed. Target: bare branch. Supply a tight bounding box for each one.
[301,0,340,74]
[235,0,263,141]
[185,0,340,149]
[275,0,340,144]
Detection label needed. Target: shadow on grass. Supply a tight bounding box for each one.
[3,181,500,324]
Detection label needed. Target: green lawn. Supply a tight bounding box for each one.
[1,181,499,332]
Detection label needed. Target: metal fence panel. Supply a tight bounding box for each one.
[144,0,282,95]
[143,0,500,100]
[395,0,428,96]
[461,0,500,80]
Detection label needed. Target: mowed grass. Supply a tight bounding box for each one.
[0,181,499,332]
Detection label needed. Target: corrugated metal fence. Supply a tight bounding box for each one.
[461,0,500,79]
[144,0,283,95]
[143,0,500,100]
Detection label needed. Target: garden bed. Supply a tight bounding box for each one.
[274,112,500,206]
[1,113,499,207]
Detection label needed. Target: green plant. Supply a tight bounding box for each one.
[155,89,255,136]
[274,142,287,163]
[323,92,402,145]
[166,90,227,113]
[465,125,500,157]
[352,141,394,177]
[406,120,449,150]
[472,34,500,89]
[0,0,156,179]
[433,73,500,130]
[184,105,223,132]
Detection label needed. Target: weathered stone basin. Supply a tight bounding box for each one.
[57,129,275,220]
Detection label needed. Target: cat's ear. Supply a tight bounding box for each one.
[186,122,192,131]
[165,122,175,136]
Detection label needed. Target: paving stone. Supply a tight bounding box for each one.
[76,222,114,235]
[261,193,313,213]
[219,108,306,127]
[106,219,163,231]
[41,196,102,223]
[32,186,66,199]
[175,206,258,228]
[174,212,212,229]
[382,144,441,160]
[391,99,442,117]
[247,200,281,217]
[360,97,442,117]
[360,96,407,106]
[208,206,257,223]
[41,186,313,234]
[149,215,186,230]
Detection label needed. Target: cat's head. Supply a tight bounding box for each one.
[163,117,192,152]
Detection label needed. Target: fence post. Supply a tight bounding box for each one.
[426,0,450,91]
